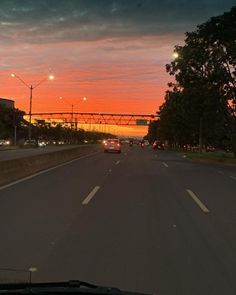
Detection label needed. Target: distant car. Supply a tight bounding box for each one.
[0,139,10,146]
[133,139,140,145]
[24,139,37,147]
[104,139,121,153]
[206,145,216,152]
[58,140,65,145]
[153,141,164,150]
[37,140,47,147]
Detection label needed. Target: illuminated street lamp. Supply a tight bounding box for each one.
[173,52,179,59]
[11,73,54,140]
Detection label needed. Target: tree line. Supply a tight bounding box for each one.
[148,6,236,155]
[0,104,114,144]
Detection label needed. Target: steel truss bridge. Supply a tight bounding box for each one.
[30,112,158,126]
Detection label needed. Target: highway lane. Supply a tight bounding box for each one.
[0,145,235,294]
[0,145,91,162]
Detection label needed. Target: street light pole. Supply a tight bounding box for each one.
[59,97,73,130]
[11,73,54,141]
[59,97,87,131]
[13,109,17,145]
[29,85,33,140]
[71,104,74,130]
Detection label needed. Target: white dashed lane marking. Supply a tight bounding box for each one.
[186,189,210,213]
[82,186,100,205]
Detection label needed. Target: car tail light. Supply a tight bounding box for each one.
[117,143,120,147]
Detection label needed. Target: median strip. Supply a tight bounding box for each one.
[186,189,210,213]
[82,186,100,205]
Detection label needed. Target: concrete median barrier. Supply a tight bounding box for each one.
[0,145,100,186]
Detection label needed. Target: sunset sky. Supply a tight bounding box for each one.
[0,0,234,135]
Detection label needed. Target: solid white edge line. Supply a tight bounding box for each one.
[115,160,120,165]
[186,189,210,213]
[230,176,236,180]
[82,186,100,205]
[0,151,100,191]
[163,162,168,168]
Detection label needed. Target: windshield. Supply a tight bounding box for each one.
[0,1,236,295]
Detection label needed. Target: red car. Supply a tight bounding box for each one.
[104,139,121,153]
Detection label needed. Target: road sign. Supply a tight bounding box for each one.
[136,119,148,126]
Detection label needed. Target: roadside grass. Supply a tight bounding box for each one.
[180,150,236,164]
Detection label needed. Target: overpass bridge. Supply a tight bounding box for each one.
[30,112,158,126]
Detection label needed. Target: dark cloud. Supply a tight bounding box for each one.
[0,0,235,44]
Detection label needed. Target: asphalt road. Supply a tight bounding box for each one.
[0,145,235,295]
[0,145,89,161]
